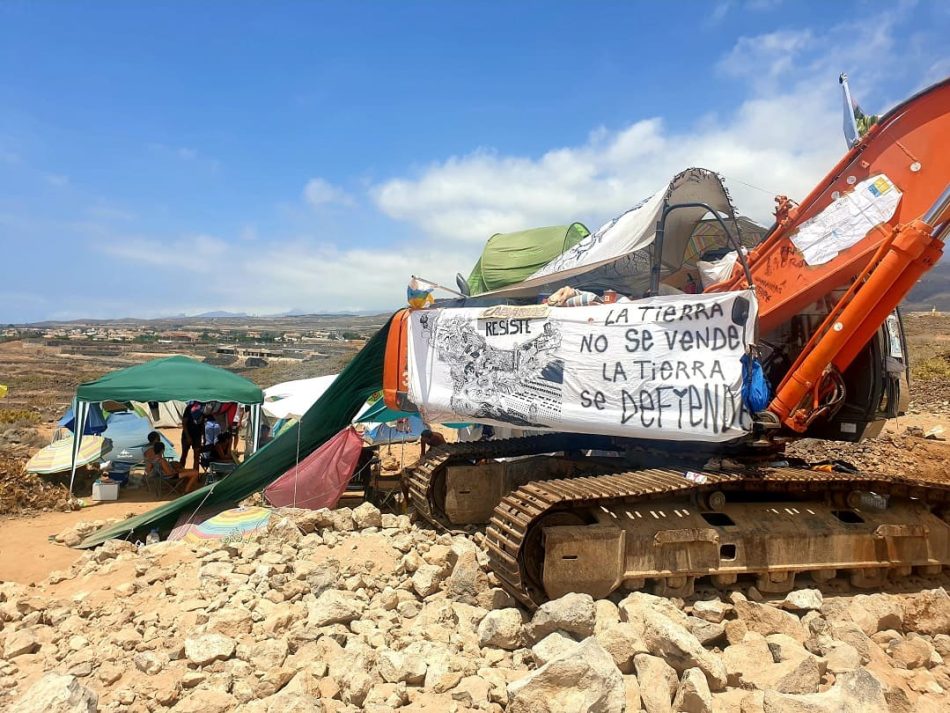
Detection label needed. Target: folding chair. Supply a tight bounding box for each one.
[204,460,238,487]
[145,461,185,497]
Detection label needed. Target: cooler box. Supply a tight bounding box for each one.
[92,480,119,501]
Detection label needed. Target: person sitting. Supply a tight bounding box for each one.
[143,431,162,465]
[419,428,446,457]
[152,442,200,493]
[202,432,233,469]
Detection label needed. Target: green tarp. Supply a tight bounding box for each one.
[80,318,392,548]
[76,355,263,404]
[467,222,590,295]
[355,398,411,424]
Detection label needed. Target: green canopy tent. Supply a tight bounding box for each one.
[79,319,392,547]
[68,356,265,495]
[467,223,590,296]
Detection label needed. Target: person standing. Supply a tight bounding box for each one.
[179,401,204,470]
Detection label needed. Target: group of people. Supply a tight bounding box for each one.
[138,401,242,495]
[179,400,241,470]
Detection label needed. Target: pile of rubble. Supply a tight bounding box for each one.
[2,502,949,712]
[0,454,72,516]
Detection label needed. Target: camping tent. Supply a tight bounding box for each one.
[264,426,363,509]
[100,411,178,464]
[68,356,264,494]
[365,414,424,445]
[59,404,108,436]
[79,318,392,547]
[482,168,745,299]
[263,375,337,420]
[132,400,186,428]
[466,223,590,295]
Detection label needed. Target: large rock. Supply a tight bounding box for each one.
[901,588,950,636]
[9,672,98,713]
[378,649,427,684]
[529,592,597,641]
[845,593,903,635]
[3,628,39,658]
[620,592,688,627]
[308,589,365,626]
[596,623,649,673]
[672,668,713,713]
[411,564,446,598]
[207,607,253,637]
[478,608,525,650]
[507,638,624,713]
[634,654,678,713]
[733,600,805,642]
[532,631,580,666]
[685,616,726,647]
[444,551,489,606]
[184,633,236,665]
[887,635,934,669]
[781,589,823,612]
[595,599,621,634]
[640,609,727,691]
[692,599,730,624]
[761,669,887,713]
[352,502,382,529]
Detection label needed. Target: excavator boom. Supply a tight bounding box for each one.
[710,78,950,431]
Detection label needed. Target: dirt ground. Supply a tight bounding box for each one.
[0,496,172,585]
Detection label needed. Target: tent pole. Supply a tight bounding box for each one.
[68,400,87,496]
[251,404,261,455]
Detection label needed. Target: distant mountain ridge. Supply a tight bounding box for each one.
[905,258,950,312]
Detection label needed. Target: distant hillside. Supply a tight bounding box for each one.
[905,258,950,311]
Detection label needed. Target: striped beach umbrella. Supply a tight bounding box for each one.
[182,506,272,544]
[25,435,110,475]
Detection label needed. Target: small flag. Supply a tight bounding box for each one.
[0,384,7,399]
[407,277,435,309]
[839,73,861,148]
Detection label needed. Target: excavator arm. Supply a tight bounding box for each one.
[711,77,950,433]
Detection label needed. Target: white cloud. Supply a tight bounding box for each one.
[303,177,355,208]
[372,7,925,249]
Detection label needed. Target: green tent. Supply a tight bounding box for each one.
[80,318,392,548]
[467,223,590,295]
[68,356,266,494]
[76,355,263,404]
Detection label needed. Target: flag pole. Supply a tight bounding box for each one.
[411,275,466,299]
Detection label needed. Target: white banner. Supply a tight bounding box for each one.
[407,290,758,442]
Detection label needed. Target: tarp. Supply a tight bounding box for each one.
[263,375,337,420]
[354,398,413,424]
[100,411,178,463]
[467,223,590,295]
[264,426,363,509]
[79,316,393,548]
[59,404,108,435]
[76,355,263,404]
[131,400,186,428]
[483,169,741,299]
[407,292,757,442]
[366,414,425,444]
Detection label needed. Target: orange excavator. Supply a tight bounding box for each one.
[384,77,950,607]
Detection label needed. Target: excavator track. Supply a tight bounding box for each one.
[486,467,950,608]
[404,433,614,527]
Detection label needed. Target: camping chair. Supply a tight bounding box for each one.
[204,460,238,487]
[144,460,185,497]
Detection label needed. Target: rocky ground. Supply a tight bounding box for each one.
[1,503,949,713]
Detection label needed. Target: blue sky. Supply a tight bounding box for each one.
[1,1,947,322]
